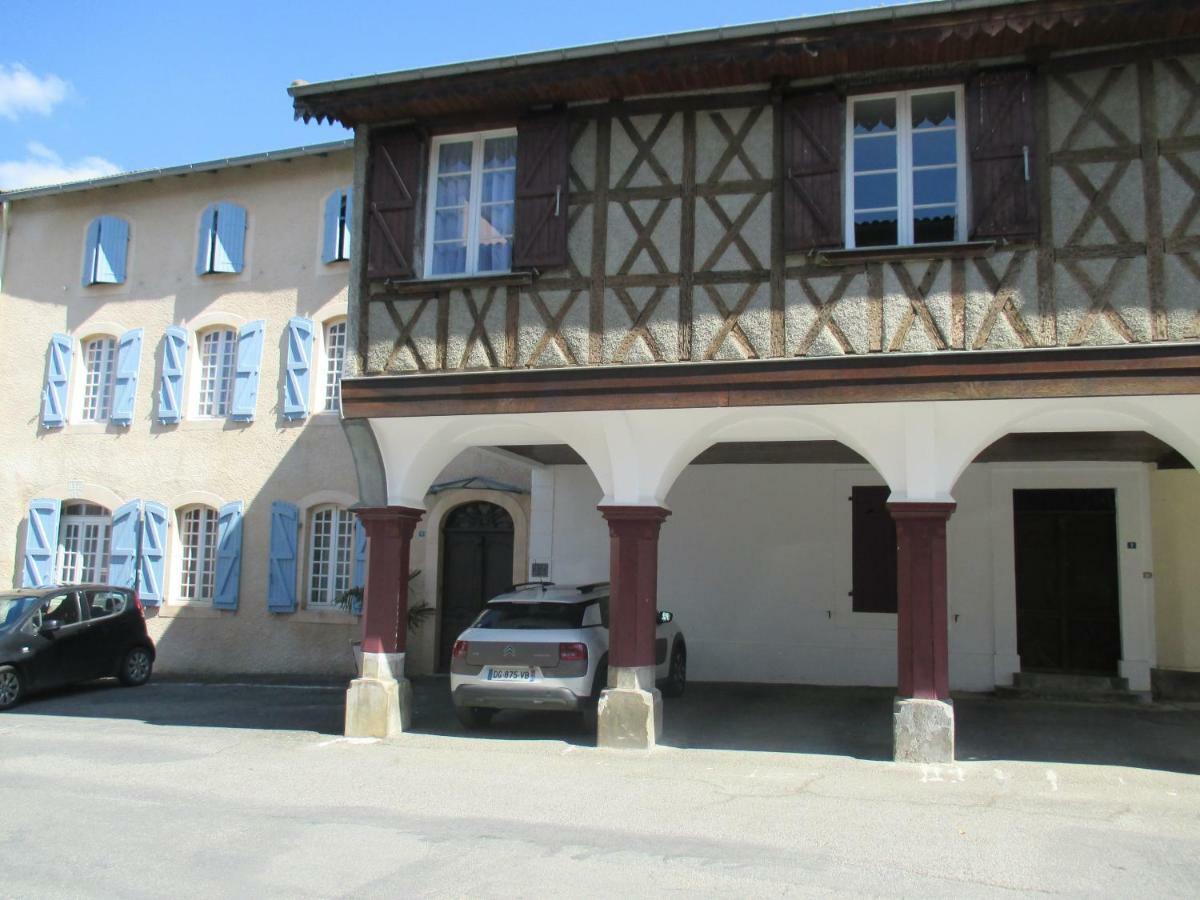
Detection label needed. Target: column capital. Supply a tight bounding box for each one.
[886,501,956,521]
[353,505,424,539]
[599,505,671,536]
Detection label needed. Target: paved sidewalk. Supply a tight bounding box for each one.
[1,680,1199,897]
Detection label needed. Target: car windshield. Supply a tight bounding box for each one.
[472,602,588,630]
[0,595,38,633]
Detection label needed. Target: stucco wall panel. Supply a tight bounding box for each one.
[1151,469,1200,672]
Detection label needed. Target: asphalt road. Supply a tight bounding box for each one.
[1,680,1199,898]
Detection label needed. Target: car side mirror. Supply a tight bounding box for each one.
[657,611,674,625]
[39,619,62,636]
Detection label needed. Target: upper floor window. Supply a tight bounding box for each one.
[425,130,516,277]
[80,336,116,421]
[846,87,966,248]
[307,505,354,607]
[197,328,236,418]
[322,188,352,264]
[82,215,130,286]
[195,202,247,275]
[323,319,346,413]
[177,505,219,602]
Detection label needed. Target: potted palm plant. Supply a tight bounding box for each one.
[334,570,435,674]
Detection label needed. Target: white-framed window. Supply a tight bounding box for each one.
[177,505,219,602]
[845,86,967,248]
[56,502,111,584]
[197,327,237,418]
[306,505,354,607]
[80,336,117,422]
[323,319,347,413]
[424,129,517,277]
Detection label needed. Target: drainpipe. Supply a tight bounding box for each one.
[0,200,11,296]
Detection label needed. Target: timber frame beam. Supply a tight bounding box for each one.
[340,343,1200,418]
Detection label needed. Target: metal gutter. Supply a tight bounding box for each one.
[0,200,11,296]
[0,139,353,202]
[288,0,1034,100]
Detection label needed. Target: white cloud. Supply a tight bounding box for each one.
[0,142,121,190]
[0,63,69,120]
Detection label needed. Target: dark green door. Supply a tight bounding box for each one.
[439,502,514,671]
[1014,489,1121,675]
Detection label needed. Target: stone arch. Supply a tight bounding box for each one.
[425,493,524,673]
[940,396,1200,497]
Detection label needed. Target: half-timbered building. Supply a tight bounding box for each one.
[289,0,1200,761]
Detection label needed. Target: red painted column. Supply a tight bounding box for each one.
[888,502,956,701]
[354,506,424,657]
[599,506,670,670]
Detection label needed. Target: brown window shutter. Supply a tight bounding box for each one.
[367,127,423,279]
[513,112,570,269]
[851,486,898,615]
[783,90,845,252]
[968,68,1039,241]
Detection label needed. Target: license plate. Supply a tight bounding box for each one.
[488,667,533,682]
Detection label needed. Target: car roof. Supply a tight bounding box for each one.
[487,582,609,605]
[0,584,127,599]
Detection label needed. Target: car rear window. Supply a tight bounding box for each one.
[472,602,588,630]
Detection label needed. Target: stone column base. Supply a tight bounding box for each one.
[893,697,954,764]
[344,652,413,739]
[597,666,662,750]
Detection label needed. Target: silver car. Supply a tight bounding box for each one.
[449,581,686,728]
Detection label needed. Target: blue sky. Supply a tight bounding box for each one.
[0,0,888,190]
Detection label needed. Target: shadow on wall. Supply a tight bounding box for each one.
[145,413,361,680]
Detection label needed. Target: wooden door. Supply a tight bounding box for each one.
[1013,489,1121,675]
[439,502,514,671]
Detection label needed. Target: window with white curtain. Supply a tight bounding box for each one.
[307,505,354,607]
[424,130,517,277]
[80,336,117,422]
[178,505,219,602]
[197,328,237,418]
[323,319,346,413]
[56,502,111,584]
[846,87,966,248]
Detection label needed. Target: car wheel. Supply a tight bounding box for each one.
[118,647,153,687]
[661,643,686,698]
[454,705,496,729]
[0,666,22,710]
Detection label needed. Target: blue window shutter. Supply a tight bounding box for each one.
[353,517,366,589]
[138,501,168,607]
[230,320,264,422]
[322,190,342,264]
[196,205,217,275]
[158,326,188,424]
[213,202,247,273]
[283,316,314,420]
[82,218,101,286]
[41,333,72,428]
[110,328,143,426]
[108,500,142,590]
[343,186,353,258]
[95,216,130,284]
[267,501,299,613]
[212,501,244,611]
[22,499,61,587]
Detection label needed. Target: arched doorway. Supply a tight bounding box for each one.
[439,501,514,671]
